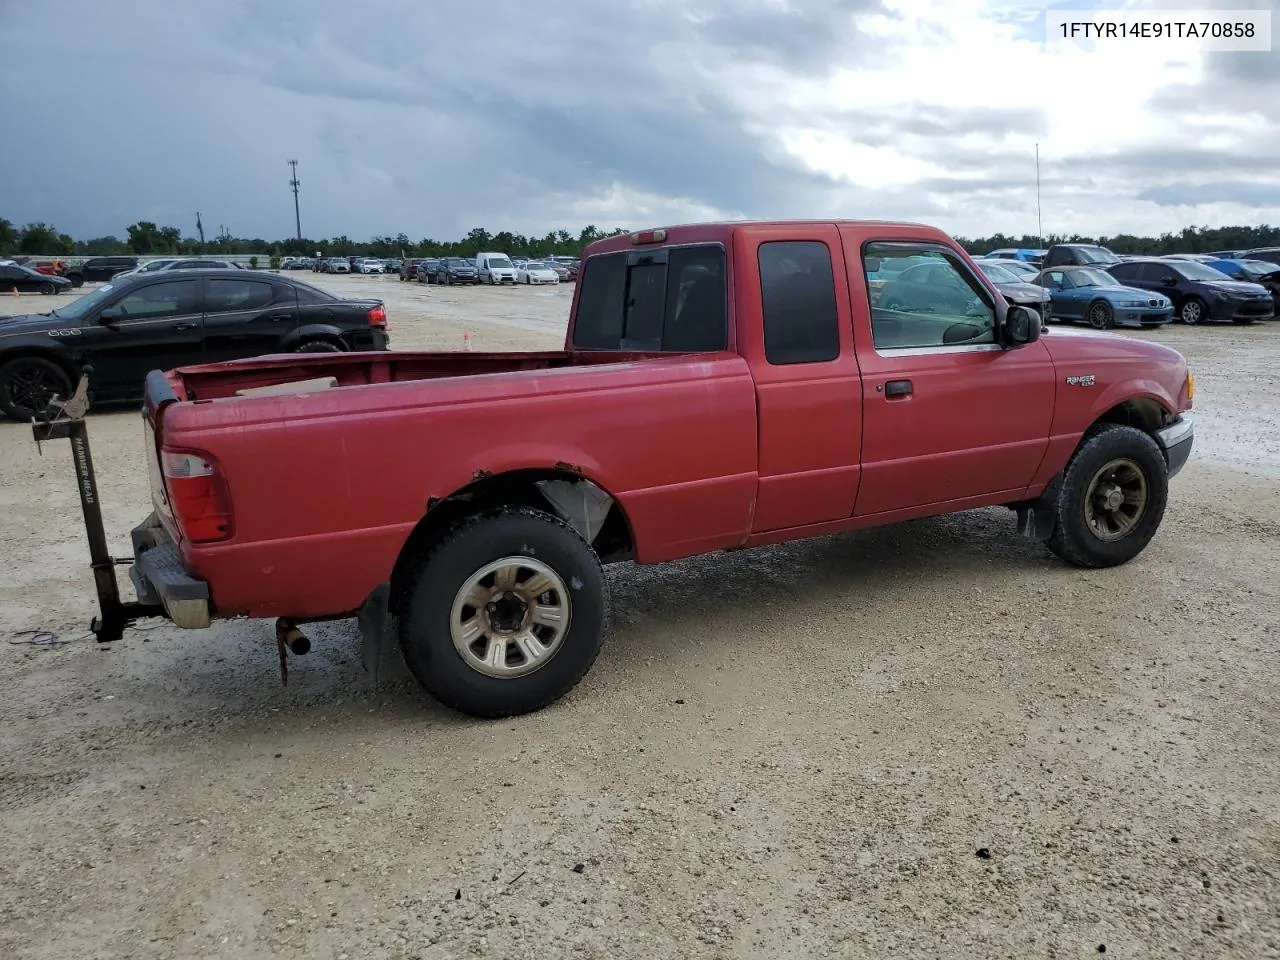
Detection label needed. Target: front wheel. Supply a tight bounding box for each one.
[398,506,607,718]
[1180,298,1206,325]
[1046,424,1169,568]
[1087,300,1113,329]
[39,282,56,296]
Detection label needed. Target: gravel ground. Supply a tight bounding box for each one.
[1,275,1278,959]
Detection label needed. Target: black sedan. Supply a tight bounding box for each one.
[1106,258,1275,325]
[0,269,390,421]
[0,261,74,296]
[973,259,1053,321]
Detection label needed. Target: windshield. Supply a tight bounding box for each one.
[1073,246,1120,265]
[489,257,514,269]
[50,283,118,320]
[1171,261,1234,282]
[1072,268,1117,287]
[447,258,471,267]
[1240,260,1276,277]
[526,261,549,270]
[976,261,1020,284]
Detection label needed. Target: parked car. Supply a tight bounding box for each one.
[416,259,441,283]
[0,270,390,421]
[973,260,1052,321]
[0,261,74,295]
[399,258,426,281]
[1205,259,1280,312]
[1032,266,1172,329]
[516,260,560,285]
[1161,254,1217,263]
[116,258,244,278]
[876,257,996,319]
[1106,258,1275,324]
[357,258,385,274]
[547,261,572,281]
[323,258,351,274]
[1041,244,1123,269]
[64,257,139,287]
[437,257,479,285]
[476,252,518,285]
[980,258,1039,279]
[983,247,1046,264]
[1243,247,1280,268]
[385,259,403,274]
[48,218,1195,720]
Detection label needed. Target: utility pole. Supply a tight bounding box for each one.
[195,212,205,251]
[1035,143,1044,248]
[287,159,302,241]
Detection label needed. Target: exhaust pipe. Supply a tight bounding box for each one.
[274,618,311,685]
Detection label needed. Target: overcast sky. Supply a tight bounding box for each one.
[1,0,1276,243]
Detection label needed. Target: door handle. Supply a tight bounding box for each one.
[173,322,198,330]
[884,379,913,398]
[268,312,293,321]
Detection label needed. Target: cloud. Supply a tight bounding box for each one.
[0,0,1273,244]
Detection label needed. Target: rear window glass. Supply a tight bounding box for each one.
[572,244,727,351]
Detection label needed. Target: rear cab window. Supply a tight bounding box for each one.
[572,244,727,352]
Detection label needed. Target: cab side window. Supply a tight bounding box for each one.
[864,242,996,350]
[759,240,840,365]
[111,280,200,320]
[1040,270,1066,290]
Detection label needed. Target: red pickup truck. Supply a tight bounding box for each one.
[39,219,1194,719]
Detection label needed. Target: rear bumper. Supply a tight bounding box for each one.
[1155,415,1193,479]
[129,513,211,629]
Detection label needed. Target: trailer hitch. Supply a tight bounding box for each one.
[30,369,164,644]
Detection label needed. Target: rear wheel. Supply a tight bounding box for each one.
[0,356,73,421]
[293,339,344,353]
[67,273,84,288]
[1046,424,1169,568]
[38,282,56,296]
[398,506,607,718]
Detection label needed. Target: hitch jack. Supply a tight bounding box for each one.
[30,371,163,644]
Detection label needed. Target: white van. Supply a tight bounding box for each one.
[476,252,518,285]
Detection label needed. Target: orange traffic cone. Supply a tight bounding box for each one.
[463,332,473,352]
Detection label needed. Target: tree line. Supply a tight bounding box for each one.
[4,216,1280,260]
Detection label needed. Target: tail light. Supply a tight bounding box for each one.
[161,449,232,542]
[367,304,387,327]
[630,228,667,245]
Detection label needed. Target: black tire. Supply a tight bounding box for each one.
[398,505,608,718]
[38,282,56,296]
[0,356,74,421]
[1087,300,1113,330]
[67,273,84,288]
[1045,423,1169,569]
[293,339,344,353]
[1179,297,1206,325]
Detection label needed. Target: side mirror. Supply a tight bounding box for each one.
[1003,304,1042,346]
[864,256,881,272]
[99,305,124,323]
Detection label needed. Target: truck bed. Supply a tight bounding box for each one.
[164,349,589,401]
